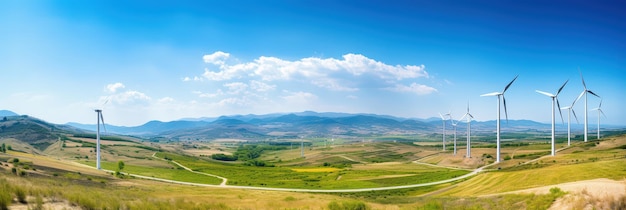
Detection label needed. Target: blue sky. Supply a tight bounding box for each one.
[1,0,624,126]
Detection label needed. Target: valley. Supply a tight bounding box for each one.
[0,113,625,209]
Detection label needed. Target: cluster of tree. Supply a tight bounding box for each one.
[211,153,238,161]
[1,143,11,153]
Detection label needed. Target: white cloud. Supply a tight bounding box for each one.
[202,51,230,65]
[191,52,431,93]
[158,97,175,103]
[183,76,204,82]
[250,80,276,92]
[193,90,223,98]
[385,83,438,95]
[106,82,125,93]
[223,82,249,94]
[282,91,318,104]
[108,90,152,104]
[218,97,248,106]
[311,78,358,91]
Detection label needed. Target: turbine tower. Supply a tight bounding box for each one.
[579,70,599,142]
[94,109,106,170]
[481,75,518,163]
[536,80,568,156]
[560,104,578,147]
[459,101,474,158]
[438,112,451,151]
[591,99,606,139]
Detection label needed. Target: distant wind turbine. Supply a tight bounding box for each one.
[481,75,518,163]
[561,94,581,146]
[95,109,106,170]
[536,80,568,156]
[438,112,451,151]
[579,70,600,142]
[591,99,606,139]
[459,101,474,158]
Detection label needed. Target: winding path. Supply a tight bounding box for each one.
[151,152,228,186]
[99,153,496,193]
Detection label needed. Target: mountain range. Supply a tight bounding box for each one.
[64,111,614,141]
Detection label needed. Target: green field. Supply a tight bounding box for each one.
[81,160,223,185]
[154,151,469,189]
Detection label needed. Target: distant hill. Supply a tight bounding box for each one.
[0,115,84,151]
[0,110,18,117]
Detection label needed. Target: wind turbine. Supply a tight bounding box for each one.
[481,75,518,163]
[560,105,579,146]
[449,114,459,156]
[438,112,451,151]
[591,99,606,139]
[459,101,474,158]
[579,70,600,142]
[94,109,106,170]
[536,80,568,156]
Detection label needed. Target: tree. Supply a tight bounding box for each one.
[1,143,5,153]
[6,145,11,151]
[117,161,125,171]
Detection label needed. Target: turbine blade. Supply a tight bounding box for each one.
[459,113,468,121]
[557,99,564,124]
[556,79,568,96]
[481,92,501,97]
[580,69,587,89]
[600,109,607,118]
[502,75,519,93]
[100,113,107,133]
[503,95,509,123]
[599,99,602,108]
[572,109,579,124]
[439,112,444,120]
[573,91,585,107]
[536,90,555,97]
[561,106,571,110]
[587,90,600,98]
[468,113,474,119]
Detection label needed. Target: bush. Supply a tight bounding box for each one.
[0,181,11,210]
[504,155,511,160]
[328,200,369,210]
[14,187,26,204]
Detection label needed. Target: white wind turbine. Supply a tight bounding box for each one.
[95,109,106,170]
[591,99,606,139]
[536,80,568,156]
[481,75,518,163]
[459,101,474,158]
[579,70,600,142]
[560,101,579,147]
[449,114,459,156]
[439,112,451,151]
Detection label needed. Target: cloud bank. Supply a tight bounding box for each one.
[190,51,435,94]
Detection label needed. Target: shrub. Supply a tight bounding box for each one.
[283,196,297,201]
[0,182,10,210]
[504,155,511,160]
[328,200,369,210]
[14,187,26,204]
